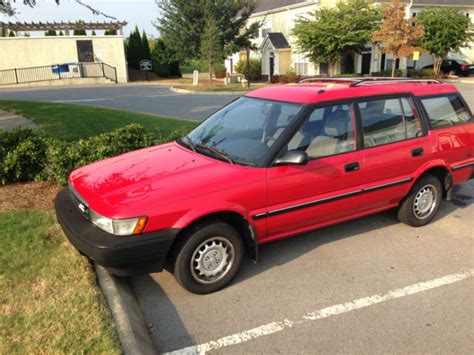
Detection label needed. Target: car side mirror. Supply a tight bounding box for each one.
[273,150,308,166]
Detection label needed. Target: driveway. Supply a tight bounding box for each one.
[131,180,473,354]
[0,82,472,121]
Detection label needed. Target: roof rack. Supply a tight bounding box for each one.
[349,78,441,87]
[297,76,441,86]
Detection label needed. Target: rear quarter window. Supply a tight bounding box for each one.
[420,94,472,129]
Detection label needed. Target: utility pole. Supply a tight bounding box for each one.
[246,47,250,89]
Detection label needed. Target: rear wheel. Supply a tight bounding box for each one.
[174,221,244,294]
[397,175,442,227]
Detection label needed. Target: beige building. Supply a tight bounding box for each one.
[226,0,474,80]
[0,21,128,86]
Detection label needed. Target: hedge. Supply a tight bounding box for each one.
[1,124,183,186]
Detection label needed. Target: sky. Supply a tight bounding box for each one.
[0,0,160,36]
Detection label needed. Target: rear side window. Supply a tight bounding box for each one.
[420,95,472,129]
[358,97,422,148]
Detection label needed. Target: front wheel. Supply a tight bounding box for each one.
[174,221,244,294]
[397,175,442,227]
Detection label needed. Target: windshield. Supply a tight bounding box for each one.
[182,97,303,166]
[456,59,468,64]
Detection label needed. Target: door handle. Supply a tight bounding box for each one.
[412,148,424,157]
[345,162,360,172]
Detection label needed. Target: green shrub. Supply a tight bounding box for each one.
[44,124,154,185]
[235,58,262,81]
[408,68,436,78]
[1,124,159,186]
[0,131,49,184]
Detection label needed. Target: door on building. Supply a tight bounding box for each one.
[319,62,329,75]
[77,40,94,62]
[381,53,386,72]
[361,52,371,75]
[269,55,274,81]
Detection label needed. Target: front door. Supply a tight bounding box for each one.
[361,53,371,75]
[269,56,274,81]
[264,102,363,242]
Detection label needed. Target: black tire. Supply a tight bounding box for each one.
[174,221,244,294]
[397,175,442,227]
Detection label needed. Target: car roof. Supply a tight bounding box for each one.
[245,79,459,105]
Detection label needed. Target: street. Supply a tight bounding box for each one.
[0,84,238,121]
[0,82,472,121]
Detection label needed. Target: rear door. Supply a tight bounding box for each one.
[264,102,363,242]
[357,95,431,212]
[418,93,474,182]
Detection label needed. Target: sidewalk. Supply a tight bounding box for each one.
[0,109,37,131]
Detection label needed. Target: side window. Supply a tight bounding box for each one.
[359,98,411,148]
[420,94,472,129]
[286,103,356,158]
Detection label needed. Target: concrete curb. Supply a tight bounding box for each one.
[170,86,246,95]
[95,264,157,355]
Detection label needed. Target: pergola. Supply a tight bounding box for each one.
[0,21,127,36]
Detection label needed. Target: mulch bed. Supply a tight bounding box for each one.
[0,182,62,212]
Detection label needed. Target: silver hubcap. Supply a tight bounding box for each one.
[413,184,437,219]
[190,237,235,284]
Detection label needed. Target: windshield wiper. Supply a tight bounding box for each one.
[182,136,196,152]
[196,144,234,164]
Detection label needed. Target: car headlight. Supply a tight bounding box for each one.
[90,209,147,236]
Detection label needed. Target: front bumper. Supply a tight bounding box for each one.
[55,188,179,276]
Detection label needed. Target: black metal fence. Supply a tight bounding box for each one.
[0,62,118,86]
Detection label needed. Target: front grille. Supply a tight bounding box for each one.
[69,185,90,220]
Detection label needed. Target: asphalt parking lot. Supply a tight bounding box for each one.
[0,84,237,121]
[131,180,473,354]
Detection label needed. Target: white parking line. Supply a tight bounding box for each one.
[166,269,474,355]
[52,98,115,103]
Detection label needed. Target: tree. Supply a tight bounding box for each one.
[45,29,57,36]
[371,0,424,77]
[1,0,116,19]
[200,16,223,85]
[156,0,260,64]
[91,30,96,36]
[151,38,182,77]
[292,0,380,76]
[73,23,87,36]
[417,7,472,76]
[126,26,143,69]
[104,29,117,35]
[141,31,151,60]
[58,30,64,36]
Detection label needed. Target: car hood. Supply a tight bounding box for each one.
[69,142,252,218]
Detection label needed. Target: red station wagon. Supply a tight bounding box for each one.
[55,78,474,294]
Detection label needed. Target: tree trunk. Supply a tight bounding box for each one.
[208,55,213,87]
[391,57,397,78]
[434,55,442,77]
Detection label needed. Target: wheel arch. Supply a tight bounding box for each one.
[412,164,453,199]
[165,210,258,270]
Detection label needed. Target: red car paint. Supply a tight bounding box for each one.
[68,81,474,246]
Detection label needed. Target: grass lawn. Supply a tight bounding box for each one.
[0,207,121,353]
[0,100,197,141]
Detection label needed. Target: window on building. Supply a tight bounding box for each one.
[295,63,309,75]
[76,40,94,62]
[421,95,472,129]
